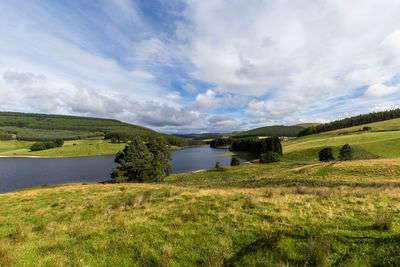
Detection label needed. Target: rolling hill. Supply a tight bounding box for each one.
[233,125,304,138]
[0,112,202,157]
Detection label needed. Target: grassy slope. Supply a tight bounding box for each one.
[234,125,304,138]
[0,139,127,157]
[282,118,400,162]
[2,119,400,265]
[1,159,400,265]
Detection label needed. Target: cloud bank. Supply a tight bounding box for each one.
[1,0,400,133]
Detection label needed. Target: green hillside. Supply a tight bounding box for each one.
[298,108,400,136]
[0,112,157,141]
[234,125,304,138]
[282,118,400,162]
[0,112,202,157]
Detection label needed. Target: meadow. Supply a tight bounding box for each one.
[1,119,400,265]
[0,139,127,157]
[1,159,400,266]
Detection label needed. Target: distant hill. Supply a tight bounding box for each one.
[0,112,201,146]
[173,133,223,140]
[233,125,304,138]
[292,123,320,128]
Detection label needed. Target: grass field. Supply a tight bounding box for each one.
[282,118,400,162]
[2,118,400,265]
[1,159,400,265]
[0,139,127,157]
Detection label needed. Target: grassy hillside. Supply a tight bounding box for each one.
[0,139,127,157]
[282,118,400,163]
[234,125,304,138]
[0,112,203,156]
[0,112,154,141]
[1,158,400,265]
[292,123,320,128]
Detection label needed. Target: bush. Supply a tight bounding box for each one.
[231,155,241,166]
[30,141,58,151]
[260,151,280,163]
[318,147,334,162]
[363,126,372,131]
[55,139,64,147]
[338,144,353,161]
[0,131,12,140]
[215,162,220,169]
[373,210,393,231]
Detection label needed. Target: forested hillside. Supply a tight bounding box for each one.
[233,125,304,138]
[0,112,202,146]
[298,108,400,136]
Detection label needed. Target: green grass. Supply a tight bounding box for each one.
[282,118,400,162]
[0,139,126,157]
[2,118,400,265]
[234,125,304,138]
[1,159,400,265]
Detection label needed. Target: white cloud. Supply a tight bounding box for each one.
[130,70,155,80]
[178,0,400,119]
[194,89,248,110]
[167,91,181,100]
[365,83,399,98]
[182,83,197,93]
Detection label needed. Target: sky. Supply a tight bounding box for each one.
[1,0,400,134]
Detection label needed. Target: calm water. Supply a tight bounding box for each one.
[0,146,241,193]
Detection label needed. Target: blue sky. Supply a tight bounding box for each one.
[1,0,400,133]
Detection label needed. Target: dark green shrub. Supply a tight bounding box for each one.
[55,139,64,147]
[215,162,220,169]
[260,151,280,163]
[30,141,57,151]
[318,147,334,162]
[0,131,12,140]
[339,144,353,161]
[231,155,241,166]
[363,126,372,131]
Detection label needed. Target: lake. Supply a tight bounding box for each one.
[0,146,242,193]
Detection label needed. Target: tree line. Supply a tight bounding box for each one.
[298,108,400,137]
[30,139,64,151]
[230,137,282,157]
[209,138,233,148]
[0,131,13,140]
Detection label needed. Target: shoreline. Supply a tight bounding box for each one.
[0,145,202,159]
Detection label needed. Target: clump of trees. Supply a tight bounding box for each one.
[210,138,233,148]
[318,144,353,162]
[318,147,334,162]
[298,108,400,137]
[231,155,241,166]
[30,139,64,151]
[0,131,12,140]
[230,137,282,157]
[111,137,171,183]
[338,144,353,161]
[105,130,203,147]
[260,151,280,163]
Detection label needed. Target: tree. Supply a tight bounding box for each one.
[339,144,353,161]
[318,147,334,162]
[55,139,64,147]
[260,151,280,163]
[215,162,220,169]
[111,137,171,183]
[231,155,241,166]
